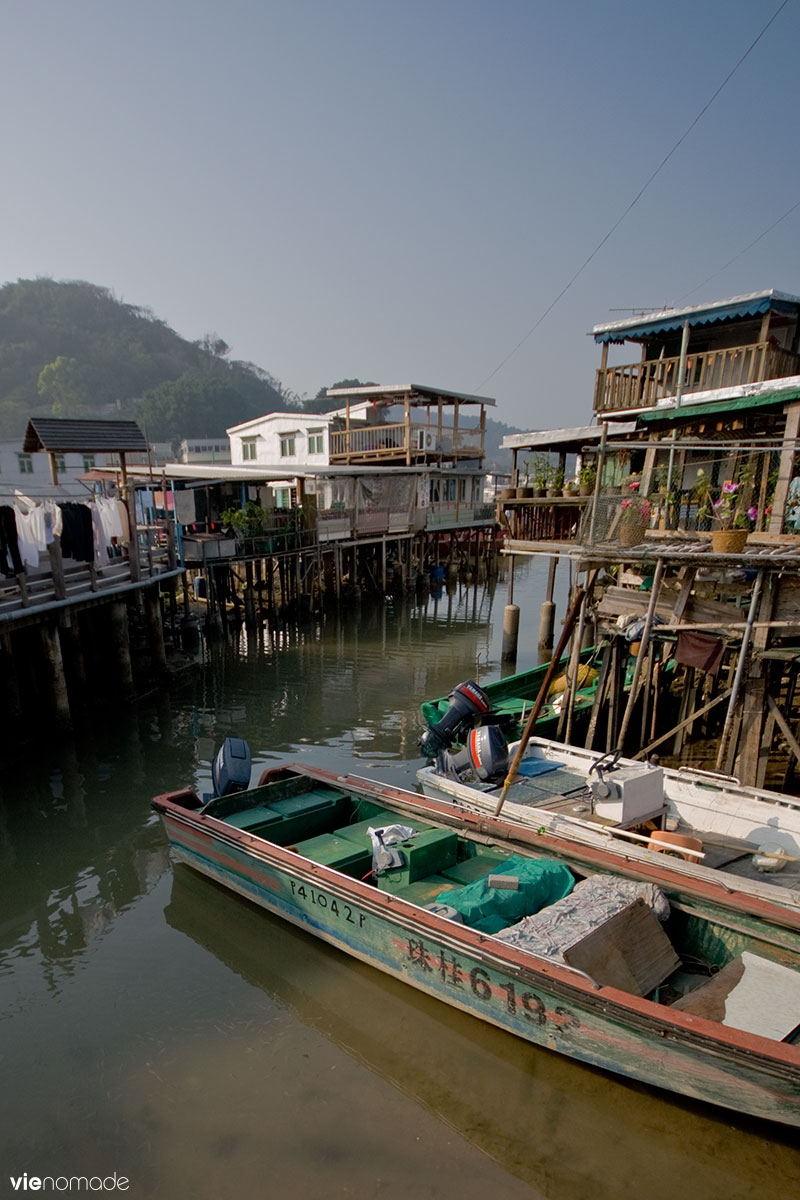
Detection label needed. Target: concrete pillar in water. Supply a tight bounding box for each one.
[502,603,520,662]
[244,585,257,628]
[143,586,168,673]
[538,600,556,653]
[39,621,72,723]
[108,599,134,695]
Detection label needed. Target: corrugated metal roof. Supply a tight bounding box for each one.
[23,418,148,453]
[501,422,636,451]
[592,289,800,344]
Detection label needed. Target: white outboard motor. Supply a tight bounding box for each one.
[437,724,509,783]
[212,737,252,798]
[419,680,491,757]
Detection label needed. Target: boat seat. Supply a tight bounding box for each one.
[334,810,434,846]
[292,833,373,877]
[224,805,283,832]
[270,788,342,818]
[647,830,703,861]
[382,875,460,908]
[375,828,459,891]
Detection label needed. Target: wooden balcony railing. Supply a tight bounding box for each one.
[594,342,800,413]
[502,497,589,544]
[329,423,484,462]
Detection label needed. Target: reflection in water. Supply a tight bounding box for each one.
[0,564,798,1197]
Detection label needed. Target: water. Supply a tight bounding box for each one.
[1,562,798,1199]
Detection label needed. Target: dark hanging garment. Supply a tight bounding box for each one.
[59,503,94,562]
[675,630,725,676]
[0,505,24,576]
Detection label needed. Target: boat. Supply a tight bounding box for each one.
[416,736,800,911]
[153,741,800,1127]
[420,646,608,746]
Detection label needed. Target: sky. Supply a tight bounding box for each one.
[3,0,800,431]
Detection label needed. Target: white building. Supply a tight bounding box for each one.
[178,438,231,464]
[226,405,372,469]
[0,439,110,499]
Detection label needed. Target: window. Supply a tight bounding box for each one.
[54,454,66,473]
[242,439,257,461]
[308,428,324,455]
[280,434,296,458]
[17,453,33,474]
[83,455,95,471]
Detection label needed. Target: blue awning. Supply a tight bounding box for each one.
[593,290,800,344]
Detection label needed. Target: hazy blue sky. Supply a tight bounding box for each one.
[3,0,799,429]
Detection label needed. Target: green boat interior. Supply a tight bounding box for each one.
[192,771,800,1041]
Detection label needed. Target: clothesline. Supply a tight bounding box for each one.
[0,495,131,579]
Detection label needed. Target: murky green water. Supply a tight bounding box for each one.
[1,563,798,1199]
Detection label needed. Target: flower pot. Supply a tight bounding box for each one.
[533,487,546,498]
[579,483,593,497]
[516,486,534,499]
[711,529,748,553]
[618,521,645,547]
[499,487,516,502]
[546,488,559,498]
[562,487,577,498]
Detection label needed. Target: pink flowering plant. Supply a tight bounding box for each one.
[618,476,651,526]
[693,468,757,530]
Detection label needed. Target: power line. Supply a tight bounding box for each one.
[474,0,793,392]
[676,197,800,303]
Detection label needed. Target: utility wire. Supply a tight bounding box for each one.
[676,196,800,303]
[474,0,792,392]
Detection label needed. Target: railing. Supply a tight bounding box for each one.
[594,342,800,413]
[502,497,588,543]
[426,501,495,529]
[329,423,484,461]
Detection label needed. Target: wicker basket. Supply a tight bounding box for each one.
[711,529,748,554]
[618,521,645,547]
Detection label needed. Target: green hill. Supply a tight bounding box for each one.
[0,277,288,442]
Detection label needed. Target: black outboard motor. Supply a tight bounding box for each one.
[212,737,252,798]
[419,680,491,758]
[437,724,509,784]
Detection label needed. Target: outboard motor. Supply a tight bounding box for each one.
[437,724,509,784]
[419,680,491,758]
[212,737,252,798]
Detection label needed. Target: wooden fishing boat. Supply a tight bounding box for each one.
[153,753,800,1127]
[416,737,800,911]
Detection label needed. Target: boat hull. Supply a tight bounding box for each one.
[157,801,800,1128]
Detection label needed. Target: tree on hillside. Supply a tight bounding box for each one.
[37,356,92,416]
[136,369,265,442]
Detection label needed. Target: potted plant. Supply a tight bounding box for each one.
[578,463,596,496]
[710,482,749,553]
[617,478,651,547]
[529,454,550,498]
[548,467,564,498]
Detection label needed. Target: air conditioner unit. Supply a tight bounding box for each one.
[416,430,437,451]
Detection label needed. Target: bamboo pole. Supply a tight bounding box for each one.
[716,570,765,771]
[615,557,665,753]
[632,688,733,760]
